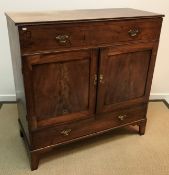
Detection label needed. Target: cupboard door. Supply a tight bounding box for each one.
[23,49,98,128]
[97,42,159,113]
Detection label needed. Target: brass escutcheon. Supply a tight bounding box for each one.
[60,129,72,136]
[118,115,127,121]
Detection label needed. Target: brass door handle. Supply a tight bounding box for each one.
[128,28,139,37]
[56,34,70,44]
[94,74,98,85]
[118,115,127,121]
[60,129,72,136]
[99,74,104,84]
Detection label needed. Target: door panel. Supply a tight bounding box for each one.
[23,49,98,128]
[33,59,90,117]
[104,50,151,105]
[97,42,158,113]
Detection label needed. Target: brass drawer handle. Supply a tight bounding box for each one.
[60,129,72,136]
[128,28,139,37]
[56,34,70,44]
[118,115,127,121]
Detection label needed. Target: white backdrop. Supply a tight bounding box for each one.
[0,0,168,102]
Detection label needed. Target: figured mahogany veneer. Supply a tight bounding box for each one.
[6,8,164,170]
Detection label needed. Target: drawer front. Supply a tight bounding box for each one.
[19,18,162,55]
[89,18,162,45]
[32,104,147,149]
[19,23,88,54]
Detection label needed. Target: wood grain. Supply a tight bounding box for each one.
[32,104,147,149]
[23,49,98,128]
[96,42,159,113]
[105,50,151,103]
[5,8,164,25]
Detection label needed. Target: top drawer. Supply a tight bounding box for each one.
[89,18,162,45]
[19,23,87,55]
[19,18,162,55]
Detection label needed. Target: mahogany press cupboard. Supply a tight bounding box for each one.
[6,8,164,170]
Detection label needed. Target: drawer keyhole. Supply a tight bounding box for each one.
[62,109,69,114]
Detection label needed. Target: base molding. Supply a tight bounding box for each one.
[0,93,168,102]
[150,93,169,104]
[150,93,169,108]
[0,94,168,109]
[0,94,16,101]
[149,99,169,109]
[0,94,168,108]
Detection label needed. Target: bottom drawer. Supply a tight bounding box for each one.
[32,104,147,149]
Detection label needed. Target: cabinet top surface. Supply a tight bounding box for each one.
[5,8,164,25]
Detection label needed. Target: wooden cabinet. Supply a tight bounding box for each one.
[6,8,164,170]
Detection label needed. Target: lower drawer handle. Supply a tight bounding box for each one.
[60,129,72,136]
[118,115,127,121]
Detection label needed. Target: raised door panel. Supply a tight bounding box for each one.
[22,49,98,128]
[97,42,159,113]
